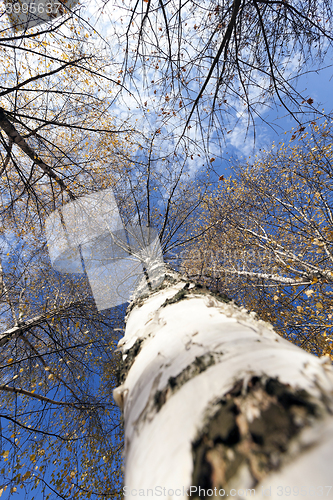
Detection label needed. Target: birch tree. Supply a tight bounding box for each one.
[1,4,333,499]
[108,127,333,500]
[113,268,333,499]
[182,120,333,357]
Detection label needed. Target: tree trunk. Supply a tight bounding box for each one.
[114,269,333,499]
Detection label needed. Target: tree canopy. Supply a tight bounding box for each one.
[183,120,333,358]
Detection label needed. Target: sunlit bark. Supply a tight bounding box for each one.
[115,270,333,499]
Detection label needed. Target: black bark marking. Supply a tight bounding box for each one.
[126,267,180,314]
[148,353,219,417]
[161,284,189,307]
[191,377,326,498]
[161,283,233,309]
[163,354,218,404]
[116,338,144,386]
[133,353,220,426]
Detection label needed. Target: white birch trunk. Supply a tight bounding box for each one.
[114,270,333,500]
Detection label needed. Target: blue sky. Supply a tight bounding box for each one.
[219,54,333,174]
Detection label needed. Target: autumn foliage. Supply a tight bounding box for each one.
[182,121,333,359]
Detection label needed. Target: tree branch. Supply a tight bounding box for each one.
[0,108,75,199]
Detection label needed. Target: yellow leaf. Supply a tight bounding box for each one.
[2,451,9,459]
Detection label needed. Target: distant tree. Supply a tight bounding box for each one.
[182,120,333,358]
[0,76,132,495]
[0,194,126,498]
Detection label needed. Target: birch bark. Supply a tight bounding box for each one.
[114,270,333,500]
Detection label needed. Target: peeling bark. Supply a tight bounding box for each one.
[114,271,333,499]
[191,377,329,497]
